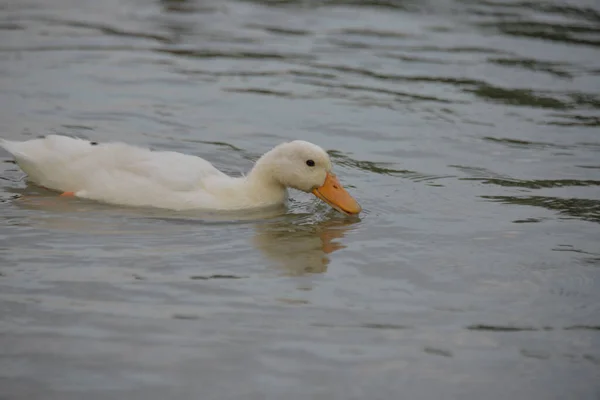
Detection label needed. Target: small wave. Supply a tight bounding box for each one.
[468,324,544,331]
[25,17,174,44]
[304,63,484,86]
[552,244,599,256]
[246,24,310,36]
[157,48,314,61]
[223,87,308,99]
[382,52,461,65]
[481,195,600,223]
[562,326,600,331]
[482,136,573,149]
[465,0,600,23]
[423,347,453,357]
[488,57,573,78]
[160,0,222,14]
[401,45,513,55]
[480,20,600,48]
[468,85,570,109]
[327,150,452,182]
[327,150,413,176]
[0,45,142,53]
[466,178,600,189]
[190,274,245,280]
[301,80,458,104]
[0,22,24,31]
[468,324,600,332]
[174,67,337,80]
[512,218,543,224]
[336,28,413,39]
[311,322,409,330]
[545,114,600,127]
[241,0,423,11]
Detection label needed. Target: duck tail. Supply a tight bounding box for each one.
[0,138,19,155]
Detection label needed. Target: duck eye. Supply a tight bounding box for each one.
[306,159,315,167]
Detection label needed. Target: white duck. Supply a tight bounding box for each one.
[0,135,361,215]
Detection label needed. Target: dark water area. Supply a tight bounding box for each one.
[1,0,599,399]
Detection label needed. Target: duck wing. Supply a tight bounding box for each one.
[1,135,230,194]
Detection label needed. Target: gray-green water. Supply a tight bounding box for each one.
[1,0,599,399]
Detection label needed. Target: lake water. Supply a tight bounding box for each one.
[0,0,599,399]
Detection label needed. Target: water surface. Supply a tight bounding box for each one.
[1,0,599,399]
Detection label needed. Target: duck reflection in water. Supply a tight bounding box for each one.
[252,217,358,276]
[9,183,359,275]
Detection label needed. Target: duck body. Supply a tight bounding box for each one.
[1,135,361,214]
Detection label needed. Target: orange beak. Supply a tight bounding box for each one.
[312,172,362,216]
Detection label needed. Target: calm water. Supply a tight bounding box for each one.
[1,0,599,399]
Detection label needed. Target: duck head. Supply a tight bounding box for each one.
[251,140,362,216]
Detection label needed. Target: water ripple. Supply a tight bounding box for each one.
[482,137,574,149]
[157,47,314,60]
[482,196,600,223]
[467,324,600,332]
[488,57,574,78]
[466,178,600,189]
[25,17,175,44]
[480,21,600,48]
